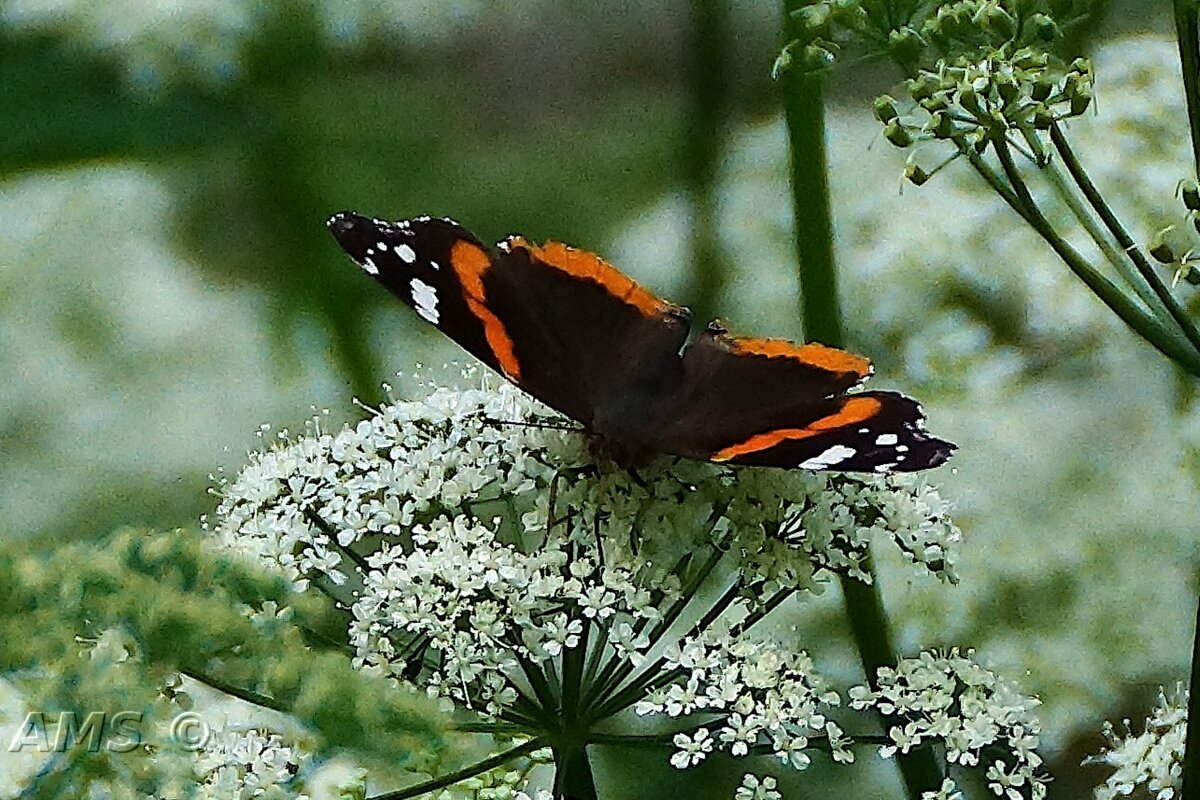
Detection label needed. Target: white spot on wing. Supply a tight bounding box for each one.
[410,277,439,324]
[875,433,899,446]
[395,243,416,263]
[799,444,856,470]
[429,260,441,271]
[361,256,379,275]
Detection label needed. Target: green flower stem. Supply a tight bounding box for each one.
[1041,155,1168,317]
[367,737,546,800]
[1049,122,1200,356]
[516,652,560,726]
[781,12,941,797]
[986,136,1200,377]
[1175,0,1200,177]
[682,0,729,325]
[1167,9,1200,797]
[1185,594,1200,800]
[552,739,598,800]
[781,61,842,347]
[453,722,531,734]
[561,615,589,727]
[182,668,290,713]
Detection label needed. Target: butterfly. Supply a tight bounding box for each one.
[327,211,954,473]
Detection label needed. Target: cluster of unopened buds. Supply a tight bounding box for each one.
[776,0,1074,78]
[876,50,1092,184]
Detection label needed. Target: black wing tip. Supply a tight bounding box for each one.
[881,435,956,473]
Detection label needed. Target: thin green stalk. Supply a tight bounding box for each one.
[1049,123,1200,356]
[583,579,744,724]
[367,737,545,800]
[780,7,943,796]
[985,136,1200,377]
[1041,156,1168,316]
[552,739,597,800]
[182,668,289,713]
[781,63,842,346]
[581,523,729,715]
[1187,591,1200,800]
[683,0,729,325]
[561,616,588,729]
[1175,0,1200,177]
[1173,5,1200,798]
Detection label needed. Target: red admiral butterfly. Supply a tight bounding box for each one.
[327,211,955,473]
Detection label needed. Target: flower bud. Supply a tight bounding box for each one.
[873,95,899,124]
[997,76,1020,105]
[1032,106,1055,130]
[904,161,931,186]
[888,26,924,64]
[919,93,949,112]
[830,0,867,27]
[929,111,954,139]
[1182,179,1200,212]
[800,43,836,71]
[1150,228,1177,264]
[770,46,793,80]
[793,3,831,33]
[906,75,936,102]
[1070,85,1093,116]
[1029,13,1059,42]
[975,4,1016,39]
[883,119,913,148]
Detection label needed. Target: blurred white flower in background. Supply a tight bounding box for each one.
[1090,688,1186,800]
[0,165,341,537]
[0,0,495,89]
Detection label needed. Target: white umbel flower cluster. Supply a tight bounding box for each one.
[211,377,961,787]
[637,620,850,769]
[194,728,307,800]
[849,649,1048,800]
[1090,688,1186,800]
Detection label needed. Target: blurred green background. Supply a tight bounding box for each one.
[3,0,1199,797]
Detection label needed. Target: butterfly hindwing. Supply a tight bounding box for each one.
[651,325,954,473]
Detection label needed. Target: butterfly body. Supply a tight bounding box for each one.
[327,210,955,473]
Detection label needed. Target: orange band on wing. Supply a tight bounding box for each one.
[711,396,882,462]
[509,237,670,317]
[450,240,522,380]
[730,337,872,378]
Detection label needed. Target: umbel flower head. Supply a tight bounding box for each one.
[1089,688,1186,800]
[210,374,964,794]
